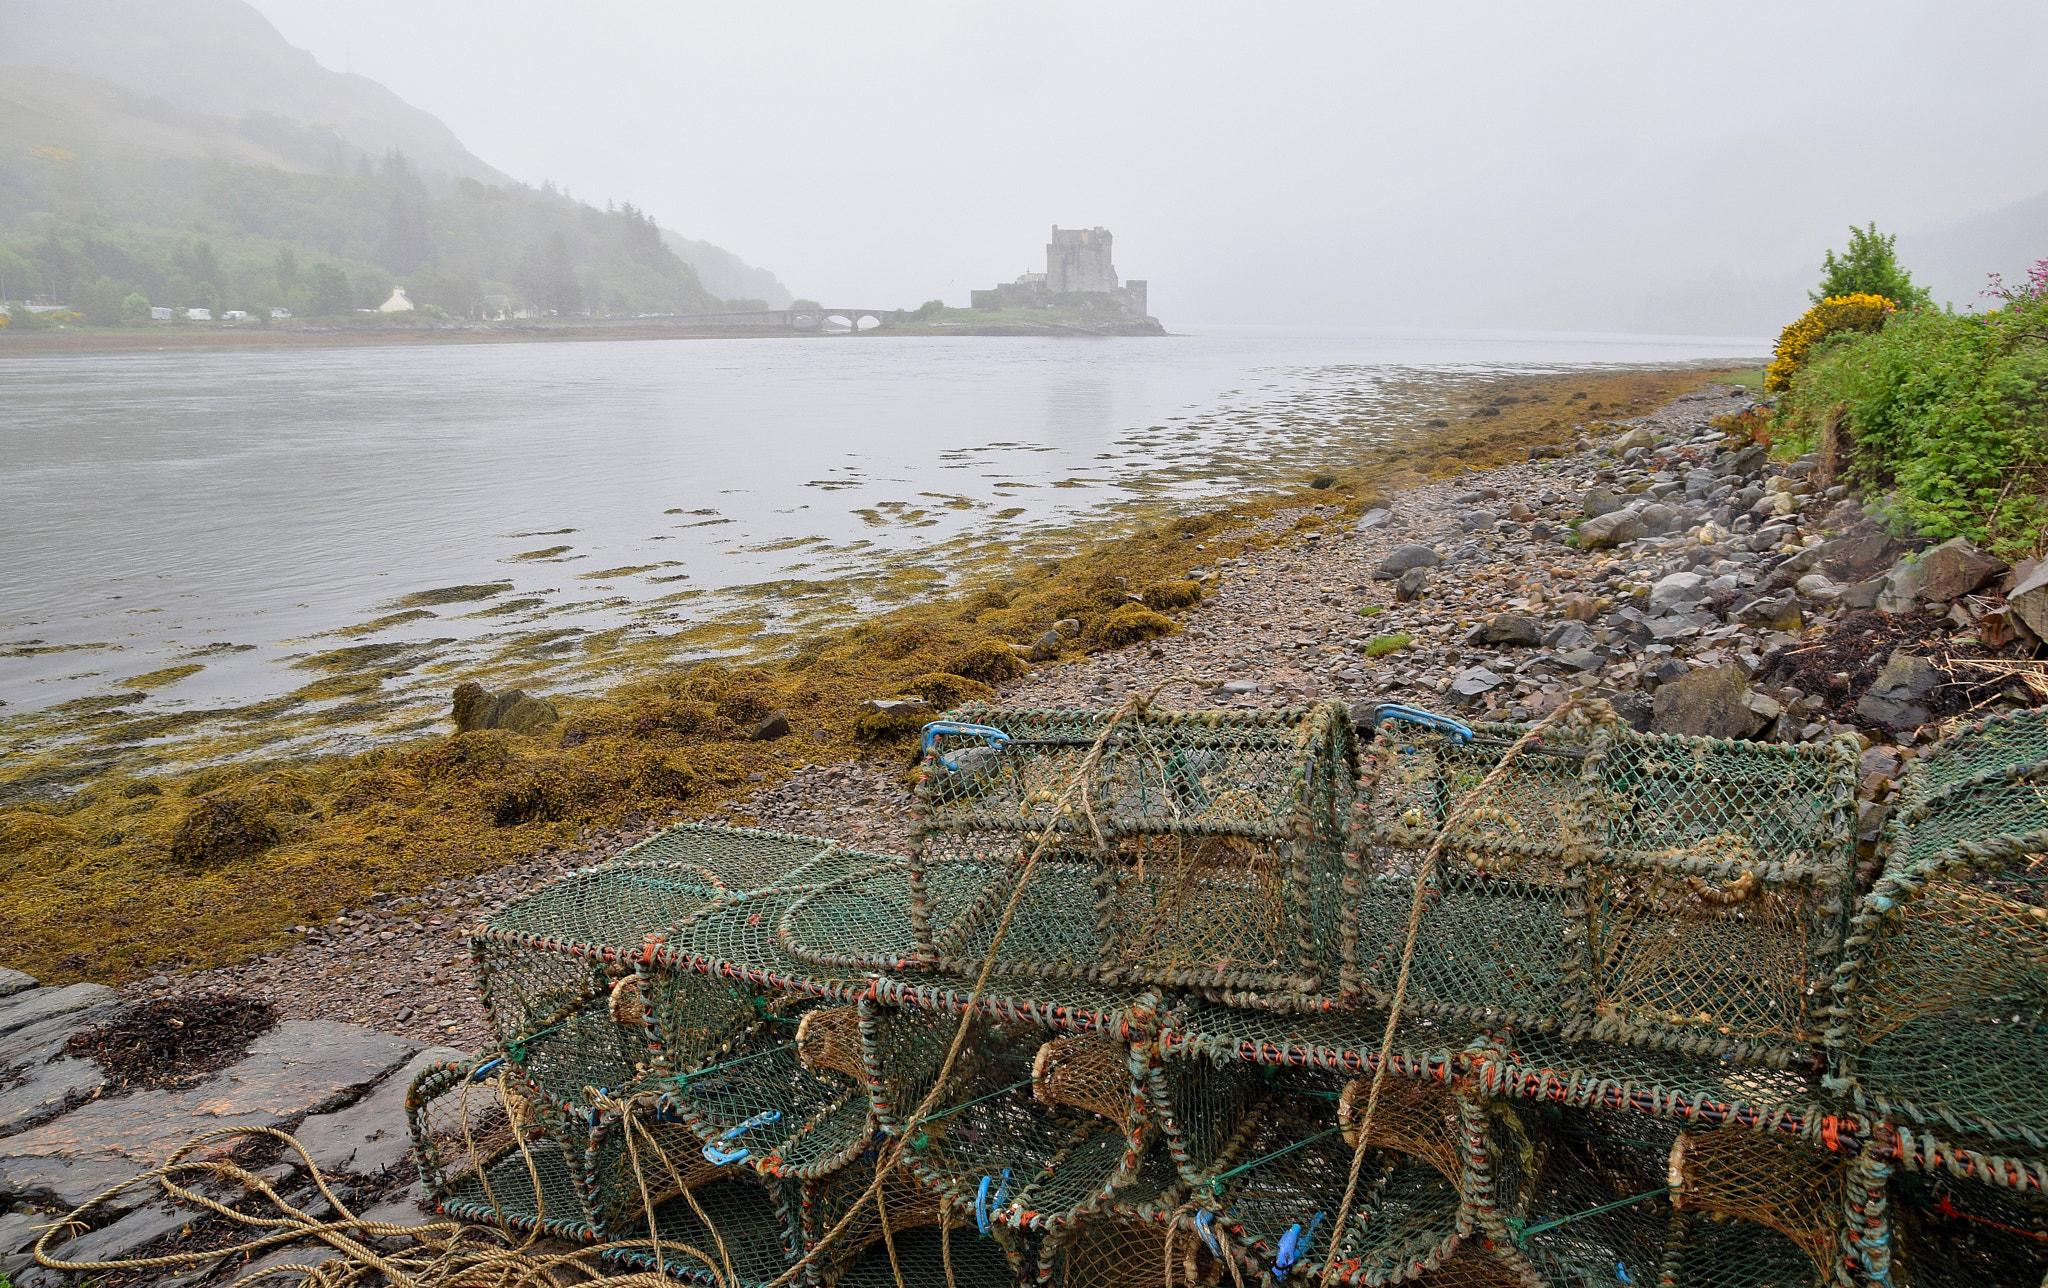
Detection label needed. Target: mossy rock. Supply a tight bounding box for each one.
[451,682,560,734]
[1142,580,1203,611]
[902,672,993,709]
[1090,604,1178,649]
[948,638,1031,685]
[169,793,280,865]
[873,623,941,661]
[956,588,1010,618]
[855,708,928,743]
[401,731,518,782]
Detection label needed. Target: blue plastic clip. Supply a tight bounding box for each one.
[700,1109,781,1167]
[1370,704,1473,743]
[467,1057,505,1082]
[974,1168,1012,1235]
[1274,1212,1323,1279]
[921,721,1013,770]
[1616,1262,1632,1284]
[1194,1210,1221,1257]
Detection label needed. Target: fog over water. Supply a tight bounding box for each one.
[1,330,1759,716]
[250,1,2048,333]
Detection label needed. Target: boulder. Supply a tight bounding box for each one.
[1580,488,1623,518]
[1614,427,1657,452]
[1856,654,1942,732]
[1650,572,1708,610]
[1507,502,1534,522]
[1735,592,1801,632]
[2009,562,2048,641]
[1355,508,1392,530]
[1916,537,2005,603]
[1544,620,1592,651]
[1394,567,1429,603]
[1561,593,1598,621]
[1577,510,1647,550]
[1373,545,1441,578]
[749,711,792,741]
[1637,502,1677,532]
[451,682,559,734]
[1484,614,1543,646]
[1651,665,1772,739]
[1874,557,1927,615]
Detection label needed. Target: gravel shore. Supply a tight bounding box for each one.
[143,378,1996,1046]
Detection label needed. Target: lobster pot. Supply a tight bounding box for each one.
[1496,1100,1681,1288]
[1582,733,1859,1065]
[1886,1134,2048,1288]
[593,1172,801,1288]
[788,1159,1021,1287]
[407,1056,599,1241]
[1830,713,2048,1148]
[1039,1209,1228,1288]
[909,704,1360,1005]
[472,832,845,1107]
[862,996,1151,1234]
[1351,717,1597,1030]
[661,991,875,1183]
[1655,1126,1854,1288]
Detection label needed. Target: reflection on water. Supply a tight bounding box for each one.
[0,326,1762,731]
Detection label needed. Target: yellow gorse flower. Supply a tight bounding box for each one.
[1764,293,1894,393]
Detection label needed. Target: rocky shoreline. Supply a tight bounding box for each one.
[10,376,2035,1281]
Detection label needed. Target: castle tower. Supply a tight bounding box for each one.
[1045,226,1118,294]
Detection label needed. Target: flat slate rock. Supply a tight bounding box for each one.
[0,1210,51,1255]
[0,984,116,1040]
[0,1021,417,1211]
[295,1045,464,1178]
[0,968,37,999]
[0,1056,106,1137]
[23,1201,191,1285]
[0,1001,126,1074]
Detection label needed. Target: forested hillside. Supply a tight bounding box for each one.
[0,65,746,321]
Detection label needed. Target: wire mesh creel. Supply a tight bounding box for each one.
[908,702,1362,1006]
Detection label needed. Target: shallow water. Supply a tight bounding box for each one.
[0,326,1762,719]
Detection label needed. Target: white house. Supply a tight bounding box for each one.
[185,307,212,321]
[377,287,414,313]
[149,306,172,321]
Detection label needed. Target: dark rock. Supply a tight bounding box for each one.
[1484,614,1543,646]
[1373,545,1441,578]
[1651,665,1770,739]
[1543,621,1592,651]
[749,711,792,741]
[1637,502,1677,532]
[1855,654,1942,731]
[1916,537,2005,603]
[1735,593,1801,631]
[1875,557,1927,615]
[1646,658,1691,687]
[1580,488,1623,518]
[1552,648,1603,673]
[1393,567,1429,603]
[1606,692,1654,731]
[1650,572,1708,609]
[1716,444,1767,476]
[1842,578,1884,611]
[1450,667,1506,698]
[1577,510,1647,550]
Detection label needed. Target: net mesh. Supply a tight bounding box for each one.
[406,704,2048,1288]
[910,703,1359,1002]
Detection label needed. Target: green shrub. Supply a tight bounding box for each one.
[1364,634,1412,658]
[1778,296,2048,556]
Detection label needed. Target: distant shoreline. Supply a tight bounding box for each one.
[0,318,1170,355]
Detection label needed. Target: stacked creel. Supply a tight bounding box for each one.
[406,703,2048,1287]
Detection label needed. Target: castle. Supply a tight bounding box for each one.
[971,226,1150,318]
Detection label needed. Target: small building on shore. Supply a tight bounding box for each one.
[378,287,414,313]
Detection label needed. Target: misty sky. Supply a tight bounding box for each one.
[248,1,2048,331]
